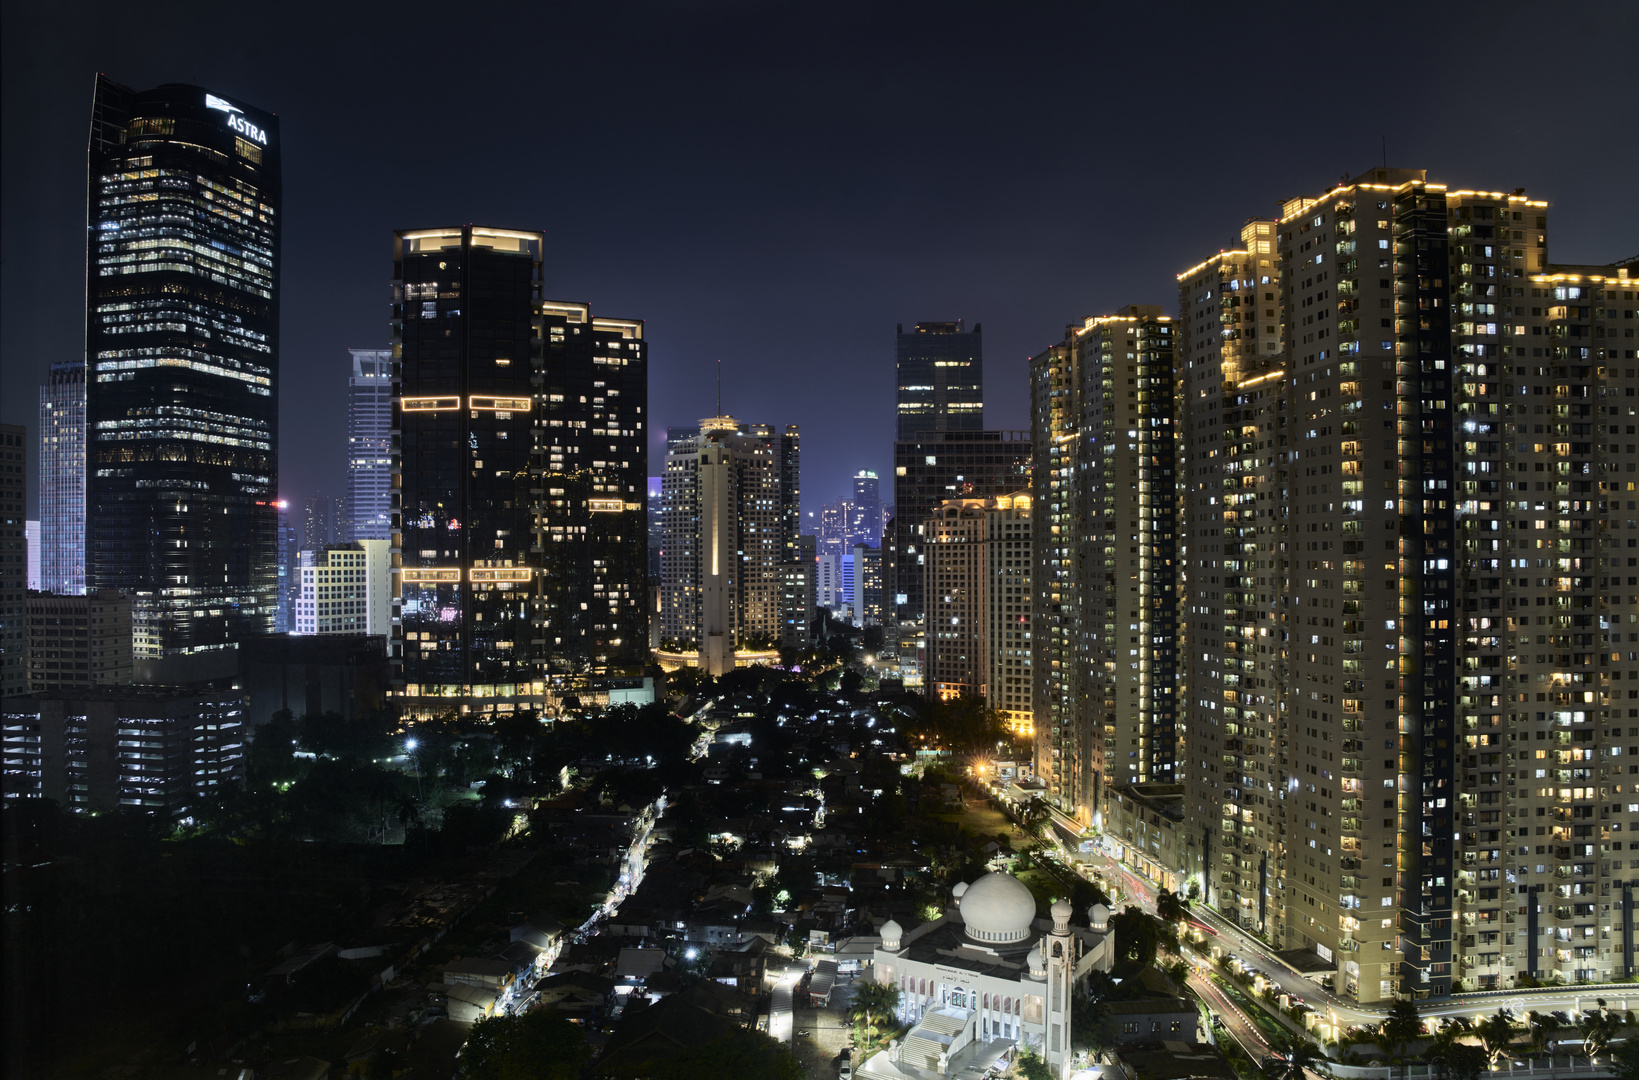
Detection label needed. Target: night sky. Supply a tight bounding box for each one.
[4,1,1636,523]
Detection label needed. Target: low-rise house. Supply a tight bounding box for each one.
[441,982,499,1023]
[442,957,515,993]
[534,971,616,1022]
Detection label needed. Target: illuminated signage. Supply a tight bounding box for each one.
[204,92,268,146]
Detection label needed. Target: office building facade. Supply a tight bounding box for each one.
[38,361,86,595]
[896,321,983,440]
[84,77,281,658]
[985,495,1032,736]
[393,227,648,713]
[888,430,1032,664]
[394,227,543,712]
[348,348,394,541]
[26,589,134,693]
[1,425,25,701]
[293,540,391,637]
[780,534,818,650]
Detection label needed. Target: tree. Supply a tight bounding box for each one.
[1020,798,1051,839]
[1579,1008,1615,1060]
[1478,1009,1519,1066]
[1109,906,1162,971]
[1263,1034,1331,1080]
[1156,887,1191,925]
[1377,998,1424,1061]
[848,980,902,1043]
[1427,1038,1487,1080]
[1610,1038,1639,1080]
[461,1010,589,1080]
[640,1030,804,1080]
[1013,1046,1054,1080]
[1526,1010,1562,1056]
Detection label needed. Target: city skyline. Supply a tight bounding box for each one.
[4,5,1635,525]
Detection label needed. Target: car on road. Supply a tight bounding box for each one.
[839,1067,851,1079]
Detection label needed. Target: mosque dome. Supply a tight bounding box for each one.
[958,872,1037,944]
[880,918,903,949]
[951,882,969,900]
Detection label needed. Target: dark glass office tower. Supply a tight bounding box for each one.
[895,321,983,440]
[394,229,648,715]
[395,228,544,712]
[84,77,280,657]
[534,301,648,678]
[887,429,1030,638]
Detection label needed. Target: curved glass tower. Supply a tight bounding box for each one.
[84,76,281,657]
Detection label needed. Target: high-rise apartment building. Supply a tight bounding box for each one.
[1176,166,1639,1003]
[26,589,134,693]
[294,540,391,637]
[1175,222,1285,947]
[896,321,983,440]
[1,425,25,702]
[985,495,1032,737]
[925,501,988,700]
[853,543,883,627]
[38,361,86,595]
[659,416,796,675]
[924,493,1032,726]
[1029,309,1177,823]
[780,535,818,650]
[888,430,1031,670]
[84,77,280,658]
[348,348,394,541]
[394,227,648,713]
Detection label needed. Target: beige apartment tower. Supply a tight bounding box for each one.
[924,492,1032,731]
[1031,309,1178,827]
[1178,165,1639,1004]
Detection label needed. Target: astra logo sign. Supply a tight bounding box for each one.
[204,92,269,146]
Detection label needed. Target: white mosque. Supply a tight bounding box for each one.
[870,871,1113,1078]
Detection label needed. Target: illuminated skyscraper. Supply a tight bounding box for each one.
[83,77,280,657]
[348,348,394,541]
[896,321,983,440]
[1,425,25,701]
[393,227,647,714]
[1174,167,1639,1002]
[659,416,797,675]
[38,361,86,595]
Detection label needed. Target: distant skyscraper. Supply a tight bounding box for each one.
[851,470,883,547]
[26,522,41,591]
[1,425,25,701]
[38,360,85,595]
[660,416,797,674]
[83,77,280,657]
[275,500,297,634]
[887,429,1031,642]
[302,496,346,552]
[780,534,817,649]
[348,348,394,541]
[896,320,983,440]
[852,542,882,627]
